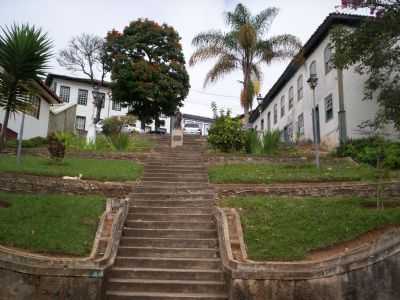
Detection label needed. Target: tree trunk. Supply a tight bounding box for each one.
[0,108,11,150]
[94,102,102,124]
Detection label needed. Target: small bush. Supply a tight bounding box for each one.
[109,133,130,151]
[261,130,281,155]
[244,130,262,154]
[6,136,48,148]
[102,117,124,136]
[208,115,245,152]
[47,133,66,162]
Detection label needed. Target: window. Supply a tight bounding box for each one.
[59,86,70,103]
[267,112,271,132]
[77,89,88,105]
[297,75,303,101]
[309,61,317,77]
[261,119,264,131]
[112,100,121,111]
[324,45,333,74]
[325,94,334,122]
[75,116,86,130]
[297,113,304,136]
[26,95,41,119]
[273,103,278,124]
[288,87,294,110]
[280,96,285,117]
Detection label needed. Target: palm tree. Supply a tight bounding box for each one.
[190,3,302,119]
[0,24,52,150]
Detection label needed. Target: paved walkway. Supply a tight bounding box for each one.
[105,136,227,299]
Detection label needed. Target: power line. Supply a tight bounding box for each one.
[191,89,238,99]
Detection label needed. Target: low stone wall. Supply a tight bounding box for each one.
[0,172,137,197]
[213,181,400,199]
[0,199,128,300]
[215,207,400,300]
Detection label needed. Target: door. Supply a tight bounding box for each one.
[312,106,321,144]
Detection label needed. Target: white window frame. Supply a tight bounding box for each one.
[75,116,86,130]
[77,89,88,106]
[59,86,70,103]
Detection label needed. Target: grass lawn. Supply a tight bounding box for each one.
[0,192,106,256]
[220,196,400,261]
[0,155,142,181]
[209,160,382,184]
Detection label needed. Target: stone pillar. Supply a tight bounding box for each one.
[170,111,183,148]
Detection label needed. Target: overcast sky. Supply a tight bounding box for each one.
[0,0,362,118]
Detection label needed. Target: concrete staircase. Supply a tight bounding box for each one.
[105,136,227,300]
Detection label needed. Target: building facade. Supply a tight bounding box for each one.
[0,80,61,140]
[250,13,397,149]
[183,114,214,136]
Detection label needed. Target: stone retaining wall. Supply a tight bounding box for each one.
[0,199,128,300]
[0,172,137,198]
[215,207,400,300]
[213,181,400,199]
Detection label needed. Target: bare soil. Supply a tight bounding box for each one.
[0,200,10,208]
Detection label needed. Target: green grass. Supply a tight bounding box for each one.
[220,196,400,261]
[209,161,381,184]
[0,155,143,181]
[0,192,106,256]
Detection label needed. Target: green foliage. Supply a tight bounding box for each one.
[208,115,245,152]
[109,133,130,151]
[0,23,52,149]
[0,155,143,181]
[190,3,301,114]
[261,130,281,155]
[6,136,48,148]
[0,192,105,256]
[244,130,281,155]
[244,130,262,154]
[220,196,400,261]
[102,116,124,136]
[331,4,400,130]
[337,137,400,169]
[105,20,190,125]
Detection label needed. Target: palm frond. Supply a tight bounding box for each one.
[203,54,238,87]
[191,30,225,47]
[225,3,251,30]
[268,34,302,60]
[251,64,263,81]
[252,7,279,36]
[189,45,232,66]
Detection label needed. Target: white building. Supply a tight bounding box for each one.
[250,13,398,149]
[45,73,172,134]
[0,80,61,140]
[183,114,214,136]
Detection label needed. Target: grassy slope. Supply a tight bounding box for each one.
[209,161,379,184]
[0,155,142,181]
[221,196,400,261]
[0,192,106,256]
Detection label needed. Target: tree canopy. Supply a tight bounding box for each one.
[332,1,400,130]
[189,3,302,117]
[105,19,190,125]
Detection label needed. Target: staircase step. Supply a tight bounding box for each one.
[107,278,226,294]
[106,291,227,300]
[120,237,218,249]
[135,187,214,194]
[142,177,208,183]
[130,199,215,208]
[126,220,215,230]
[128,193,214,200]
[108,268,224,281]
[123,228,217,239]
[114,257,221,269]
[117,247,219,258]
[129,206,213,215]
[127,213,214,222]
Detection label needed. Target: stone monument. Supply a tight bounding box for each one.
[170,110,183,148]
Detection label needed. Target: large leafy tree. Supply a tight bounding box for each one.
[0,24,52,150]
[189,3,302,118]
[105,19,190,127]
[57,33,108,124]
[333,0,400,129]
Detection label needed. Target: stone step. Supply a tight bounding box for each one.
[128,193,214,200]
[117,247,219,258]
[114,257,221,270]
[143,167,207,174]
[129,206,213,215]
[107,278,226,294]
[123,228,217,239]
[137,182,210,188]
[127,213,214,222]
[120,237,218,249]
[126,220,215,230]
[130,199,215,208]
[108,268,224,281]
[135,187,214,194]
[106,291,227,300]
[142,172,208,177]
[142,177,208,183]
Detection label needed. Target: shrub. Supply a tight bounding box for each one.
[47,133,66,162]
[208,115,245,152]
[6,136,48,148]
[244,130,262,154]
[102,117,124,136]
[109,133,130,151]
[261,130,281,155]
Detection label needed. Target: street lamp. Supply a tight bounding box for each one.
[256,93,263,113]
[307,74,320,169]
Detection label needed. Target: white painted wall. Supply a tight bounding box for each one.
[252,32,395,149]
[0,97,50,140]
